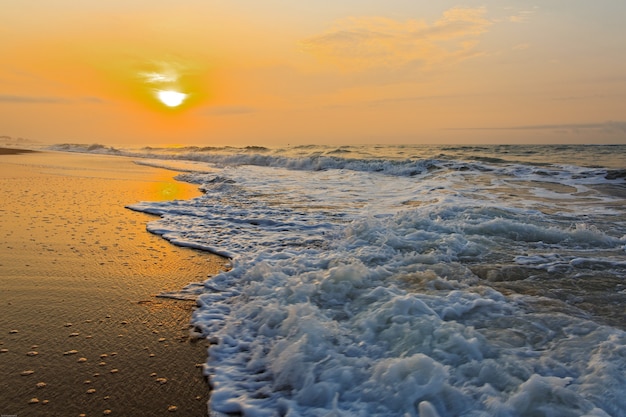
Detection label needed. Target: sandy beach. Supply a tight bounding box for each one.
[0,150,229,416]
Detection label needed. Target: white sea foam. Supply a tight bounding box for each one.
[119,144,626,416]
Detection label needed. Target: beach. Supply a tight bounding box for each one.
[2,144,624,416]
[0,149,229,416]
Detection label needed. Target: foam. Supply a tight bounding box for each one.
[118,144,626,416]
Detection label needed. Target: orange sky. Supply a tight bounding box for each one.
[2,1,626,146]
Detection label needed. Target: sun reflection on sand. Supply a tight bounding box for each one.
[149,179,194,200]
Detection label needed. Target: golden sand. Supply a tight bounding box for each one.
[0,150,229,416]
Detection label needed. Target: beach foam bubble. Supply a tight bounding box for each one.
[122,145,626,416]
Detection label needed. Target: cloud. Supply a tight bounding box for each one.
[365,92,483,107]
[138,60,186,86]
[508,9,536,23]
[300,7,492,71]
[131,58,208,106]
[448,121,626,134]
[0,94,69,104]
[82,96,105,103]
[551,93,624,101]
[204,106,256,116]
[141,71,178,84]
[0,94,105,104]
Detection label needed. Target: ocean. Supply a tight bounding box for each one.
[51,144,626,417]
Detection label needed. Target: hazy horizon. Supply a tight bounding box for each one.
[2,1,626,146]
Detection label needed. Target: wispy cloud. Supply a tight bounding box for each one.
[204,106,256,116]
[82,96,105,103]
[300,7,492,71]
[140,71,178,84]
[513,43,531,50]
[448,121,626,134]
[365,92,484,107]
[0,94,69,104]
[551,93,626,101]
[0,94,104,104]
[508,9,536,23]
[134,58,206,105]
[137,60,186,86]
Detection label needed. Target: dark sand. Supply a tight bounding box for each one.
[0,150,229,416]
[0,147,37,155]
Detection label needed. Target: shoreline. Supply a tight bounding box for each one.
[0,147,38,155]
[0,149,228,416]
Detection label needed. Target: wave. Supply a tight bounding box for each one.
[113,141,626,416]
[49,143,123,154]
[46,143,626,184]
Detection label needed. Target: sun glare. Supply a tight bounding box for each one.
[157,90,187,107]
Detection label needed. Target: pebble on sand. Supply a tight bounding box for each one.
[21,370,35,376]
[36,382,47,388]
[63,349,79,355]
[78,357,88,363]
[28,397,39,404]
[26,350,39,356]
[168,405,178,412]
[9,329,19,334]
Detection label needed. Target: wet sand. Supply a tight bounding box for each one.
[0,147,37,155]
[0,150,229,416]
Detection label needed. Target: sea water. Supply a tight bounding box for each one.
[52,144,626,416]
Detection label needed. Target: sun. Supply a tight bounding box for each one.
[157,90,187,107]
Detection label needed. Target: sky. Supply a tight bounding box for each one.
[2,0,626,146]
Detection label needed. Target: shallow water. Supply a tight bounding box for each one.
[54,144,626,417]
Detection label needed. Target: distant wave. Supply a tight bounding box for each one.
[47,143,626,182]
[49,143,123,154]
